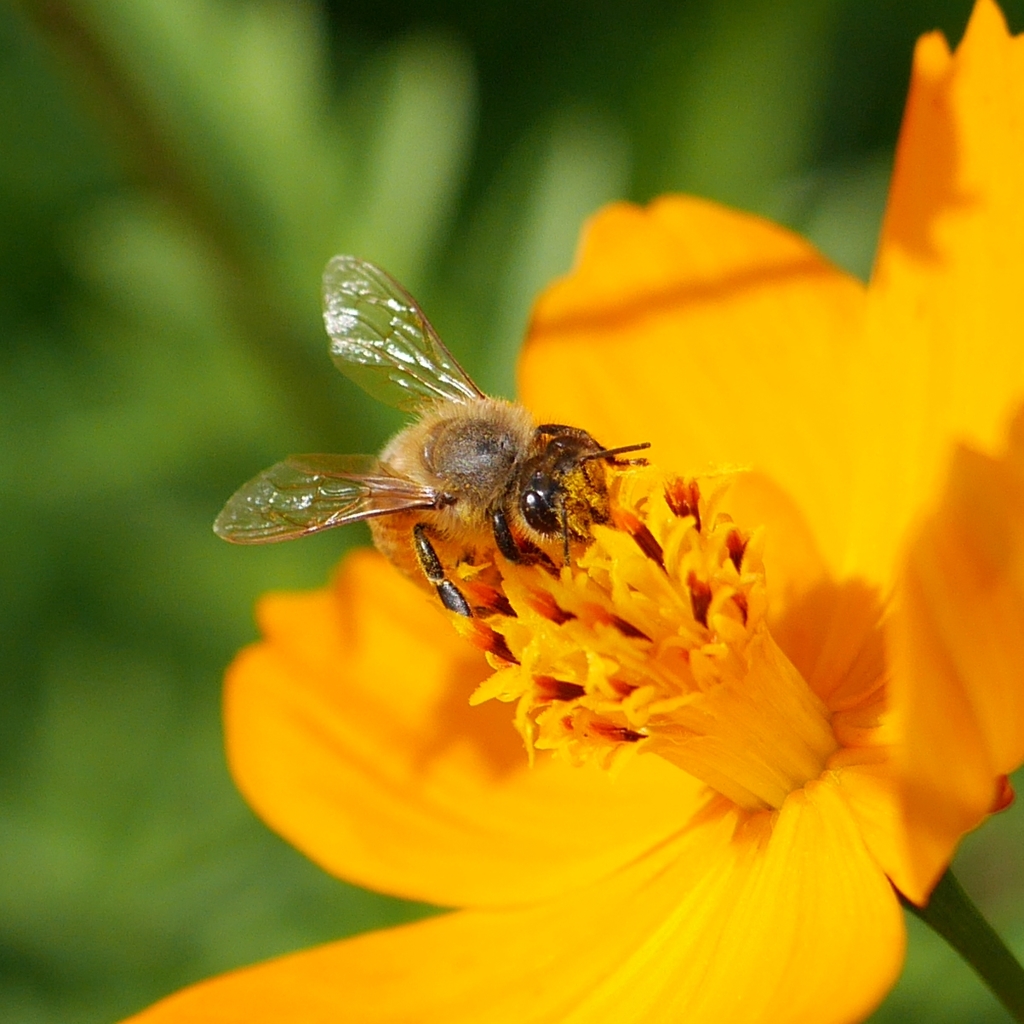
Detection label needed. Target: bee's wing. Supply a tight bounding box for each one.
[322,255,485,412]
[213,454,440,544]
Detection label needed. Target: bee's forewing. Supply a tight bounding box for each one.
[213,454,439,544]
[322,255,485,412]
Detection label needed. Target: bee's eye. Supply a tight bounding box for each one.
[521,478,560,535]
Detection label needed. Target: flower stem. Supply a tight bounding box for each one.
[903,869,1024,1021]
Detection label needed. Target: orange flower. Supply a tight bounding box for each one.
[126,2,1024,1021]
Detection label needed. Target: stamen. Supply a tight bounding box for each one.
[589,721,645,743]
[664,478,702,530]
[610,615,652,641]
[535,676,587,702]
[463,466,838,810]
[726,529,748,571]
[687,572,712,628]
[614,509,665,569]
[524,589,576,624]
[465,621,520,665]
[467,583,517,618]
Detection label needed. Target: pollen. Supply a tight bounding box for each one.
[460,466,839,811]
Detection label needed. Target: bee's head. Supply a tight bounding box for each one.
[518,426,650,549]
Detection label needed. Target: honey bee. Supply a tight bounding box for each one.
[214,256,648,617]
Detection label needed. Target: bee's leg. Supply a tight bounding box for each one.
[491,508,556,569]
[490,508,521,563]
[413,523,472,617]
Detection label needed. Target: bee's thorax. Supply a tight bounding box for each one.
[379,398,533,530]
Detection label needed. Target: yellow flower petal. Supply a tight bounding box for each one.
[226,547,705,908]
[886,405,1024,902]
[521,195,866,577]
[122,779,903,1024]
[848,0,1024,582]
[154,7,1024,1022]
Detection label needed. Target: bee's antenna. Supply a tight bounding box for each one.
[581,441,651,463]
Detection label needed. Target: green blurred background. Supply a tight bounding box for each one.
[3,0,1024,1020]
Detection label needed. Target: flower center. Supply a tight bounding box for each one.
[457,467,838,811]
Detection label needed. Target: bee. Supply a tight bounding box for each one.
[214,256,649,617]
